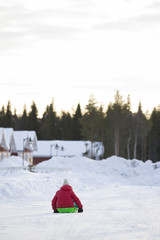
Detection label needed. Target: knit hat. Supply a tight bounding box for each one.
[63,178,69,186]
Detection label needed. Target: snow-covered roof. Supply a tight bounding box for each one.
[33,140,104,158]
[0,128,14,150]
[33,140,90,157]
[13,131,38,152]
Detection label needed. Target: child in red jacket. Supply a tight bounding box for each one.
[52,179,83,213]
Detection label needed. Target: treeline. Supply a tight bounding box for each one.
[0,91,160,162]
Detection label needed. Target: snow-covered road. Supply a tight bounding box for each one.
[1,187,160,240]
[1,156,160,240]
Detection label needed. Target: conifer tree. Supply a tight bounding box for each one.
[104,91,133,158]
[73,104,82,140]
[80,95,98,142]
[59,111,73,140]
[122,95,133,159]
[80,95,105,158]
[147,107,160,162]
[27,101,40,137]
[0,105,6,127]
[5,101,12,127]
[105,91,124,156]
[19,105,28,130]
[12,108,18,129]
[40,100,58,140]
[132,103,148,161]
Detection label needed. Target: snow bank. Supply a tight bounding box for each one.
[0,156,24,168]
[0,156,160,202]
[36,155,160,185]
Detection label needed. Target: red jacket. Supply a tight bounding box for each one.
[52,185,83,210]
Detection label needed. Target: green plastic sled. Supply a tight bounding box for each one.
[57,207,78,213]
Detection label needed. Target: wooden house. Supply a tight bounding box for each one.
[12,130,38,165]
[0,128,15,160]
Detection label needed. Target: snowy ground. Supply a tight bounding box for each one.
[1,156,160,240]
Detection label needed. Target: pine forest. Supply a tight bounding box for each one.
[0,91,160,163]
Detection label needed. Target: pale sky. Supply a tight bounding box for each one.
[0,0,160,117]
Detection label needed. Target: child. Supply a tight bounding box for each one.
[51,179,83,213]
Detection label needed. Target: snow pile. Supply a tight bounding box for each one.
[36,155,160,186]
[0,156,160,202]
[0,156,24,168]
